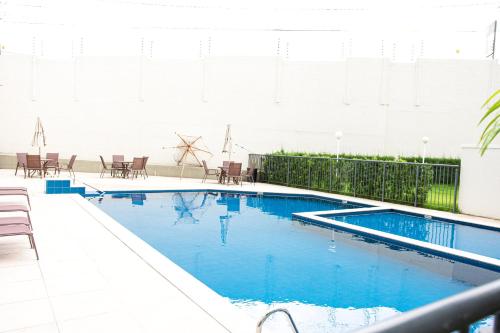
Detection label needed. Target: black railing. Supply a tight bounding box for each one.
[354,278,500,333]
[248,154,460,212]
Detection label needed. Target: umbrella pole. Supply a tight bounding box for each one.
[180,163,185,181]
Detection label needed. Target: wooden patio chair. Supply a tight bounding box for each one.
[26,155,45,178]
[15,153,27,177]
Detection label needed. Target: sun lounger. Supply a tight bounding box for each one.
[0,204,32,228]
[0,216,31,227]
[0,190,31,209]
[0,224,39,259]
[0,187,27,191]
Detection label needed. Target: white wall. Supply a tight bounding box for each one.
[0,54,498,166]
[459,145,500,220]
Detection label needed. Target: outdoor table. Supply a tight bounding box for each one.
[40,159,53,178]
[119,161,133,178]
[218,166,228,184]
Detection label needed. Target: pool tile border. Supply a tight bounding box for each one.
[292,207,500,272]
[70,194,256,333]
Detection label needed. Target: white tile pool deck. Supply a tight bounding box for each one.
[0,169,498,333]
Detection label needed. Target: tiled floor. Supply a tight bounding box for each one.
[0,169,498,333]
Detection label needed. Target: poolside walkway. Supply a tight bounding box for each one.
[0,169,498,333]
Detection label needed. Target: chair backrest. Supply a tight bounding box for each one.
[26,155,41,169]
[16,153,27,165]
[68,155,77,169]
[202,160,209,173]
[142,156,149,169]
[222,160,233,171]
[99,155,108,169]
[227,162,242,177]
[112,155,124,168]
[46,153,59,167]
[131,157,144,170]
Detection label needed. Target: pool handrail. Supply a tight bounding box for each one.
[256,308,299,333]
[353,278,500,333]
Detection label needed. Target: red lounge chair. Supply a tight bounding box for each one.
[0,224,39,260]
[0,190,31,209]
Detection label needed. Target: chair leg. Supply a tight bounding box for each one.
[29,234,39,260]
[26,194,31,210]
[15,163,19,176]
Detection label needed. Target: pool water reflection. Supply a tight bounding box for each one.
[91,191,499,333]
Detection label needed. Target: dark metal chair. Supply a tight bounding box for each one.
[26,155,45,178]
[128,157,146,179]
[45,153,59,175]
[202,160,219,183]
[244,167,255,184]
[111,155,125,177]
[142,156,149,178]
[59,155,77,180]
[99,155,111,178]
[226,162,242,185]
[15,153,27,177]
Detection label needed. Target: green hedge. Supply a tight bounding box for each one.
[262,155,437,207]
[271,150,460,166]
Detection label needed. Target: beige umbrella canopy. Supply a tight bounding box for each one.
[171,132,212,179]
[31,117,46,155]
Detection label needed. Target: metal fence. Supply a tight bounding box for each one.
[248,154,460,212]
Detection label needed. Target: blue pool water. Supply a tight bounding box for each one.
[90,191,499,332]
[325,211,500,259]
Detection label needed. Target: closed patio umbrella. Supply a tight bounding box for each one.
[222,124,232,160]
[31,117,46,155]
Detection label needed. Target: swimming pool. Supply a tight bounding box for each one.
[322,210,500,260]
[90,191,499,332]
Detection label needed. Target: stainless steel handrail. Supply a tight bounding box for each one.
[256,308,299,333]
[354,278,500,333]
